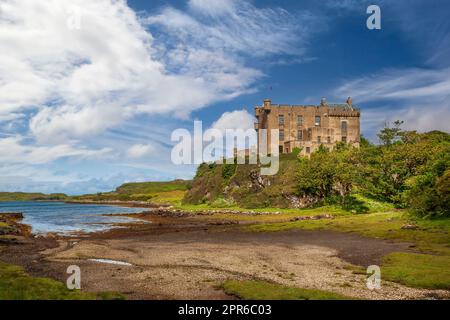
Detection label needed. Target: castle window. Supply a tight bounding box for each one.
[315,116,321,126]
[297,130,303,141]
[341,121,348,135]
[297,115,303,126]
[317,136,321,143]
[279,129,285,141]
[306,147,311,154]
[308,128,312,140]
[342,136,347,143]
[278,115,285,125]
[327,136,331,143]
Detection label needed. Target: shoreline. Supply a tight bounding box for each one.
[1,206,449,300]
[0,212,32,241]
[65,200,171,209]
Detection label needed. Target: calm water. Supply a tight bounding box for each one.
[0,201,148,235]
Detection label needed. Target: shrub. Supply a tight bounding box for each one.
[222,163,237,180]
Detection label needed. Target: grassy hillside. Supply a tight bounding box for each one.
[115,180,190,194]
[72,180,191,204]
[0,181,191,204]
[184,130,450,217]
[0,192,68,202]
[184,154,300,208]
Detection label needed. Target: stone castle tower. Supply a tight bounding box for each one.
[254,98,361,156]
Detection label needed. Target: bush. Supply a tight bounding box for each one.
[222,163,237,180]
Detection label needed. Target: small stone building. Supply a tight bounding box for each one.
[254,98,361,155]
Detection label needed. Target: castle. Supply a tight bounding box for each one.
[254,98,361,156]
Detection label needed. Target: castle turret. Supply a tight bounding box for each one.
[346,97,353,106]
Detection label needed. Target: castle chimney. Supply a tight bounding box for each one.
[320,97,327,106]
[346,97,353,106]
[263,99,271,109]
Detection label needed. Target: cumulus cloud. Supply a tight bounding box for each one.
[211,109,255,131]
[208,109,257,159]
[0,0,316,193]
[144,0,320,101]
[0,0,310,143]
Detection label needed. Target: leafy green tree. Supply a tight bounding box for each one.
[378,120,404,146]
[296,144,358,204]
[406,148,450,218]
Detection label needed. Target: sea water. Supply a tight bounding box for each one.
[0,201,147,235]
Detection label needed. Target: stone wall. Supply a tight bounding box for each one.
[255,98,361,155]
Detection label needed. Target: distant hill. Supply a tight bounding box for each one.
[115,180,191,194]
[0,192,68,202]
[0,180,191,204]
[72,180,192,204]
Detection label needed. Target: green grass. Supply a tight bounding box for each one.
[70,180,190,203]
[166,202,359,225]
[246,211,450,290]
[0,192,68,202]
[248,211,450,255]
[381,252,450,290]
[176,202,353,214]
[115,180,190,194]
[349,194,395,213]
[168,193,394,225]
[222,280,353,300]
[0,262,124,300]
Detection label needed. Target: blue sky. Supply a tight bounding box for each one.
[0,0,449,194]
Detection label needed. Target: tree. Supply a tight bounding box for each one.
[378,120,404,146]
[406,149,450,218]
[296,144,358,204]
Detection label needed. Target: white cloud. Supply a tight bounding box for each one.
[334,67,450,136]
[335,68,450,104]
[127,144,155,159]
[0,136,111,165]
[209,109,257,159]
[327,1,450,138]
[188,0,236,16]
[0,0,294,143]
[146,0,315,58]
[211,109,255,131]
[0,0,318,193]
